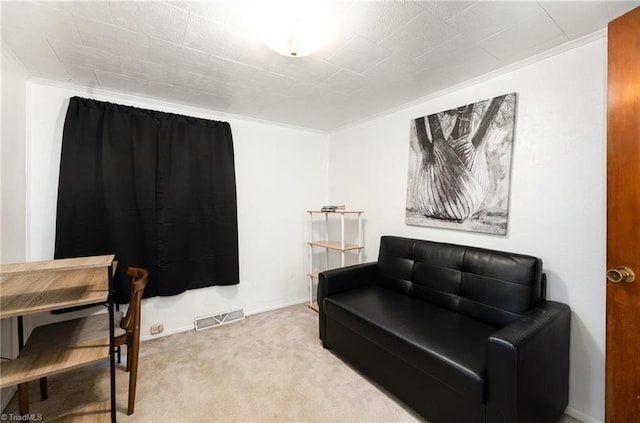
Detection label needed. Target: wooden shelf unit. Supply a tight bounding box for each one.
[0,313,121,388]
[307,210,364,311]
[0,267,110,319]
[0,255,117,422]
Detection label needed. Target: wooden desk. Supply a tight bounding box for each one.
[0,255,117,422]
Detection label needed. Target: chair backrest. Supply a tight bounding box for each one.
[120,267,148,334]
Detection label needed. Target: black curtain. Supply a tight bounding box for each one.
[55,97,239,304]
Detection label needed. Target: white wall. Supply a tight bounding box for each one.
[23,80,329,337]
[1,45,28,411]
[1,46,27,264]
[328,38,607,423]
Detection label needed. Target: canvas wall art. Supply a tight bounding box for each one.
[406,93,517,235]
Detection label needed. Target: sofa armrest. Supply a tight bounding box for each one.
[486,301,571,423]
[318,262,377,344]
[318,262,377,300]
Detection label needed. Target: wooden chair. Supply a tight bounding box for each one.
[116,266,148,415]
[28,267,148,415]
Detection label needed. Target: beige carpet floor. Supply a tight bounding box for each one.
[3,304,581,423]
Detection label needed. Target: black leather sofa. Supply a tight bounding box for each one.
[318,236,570,423]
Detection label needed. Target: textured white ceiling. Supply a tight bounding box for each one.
[1,0,638,131]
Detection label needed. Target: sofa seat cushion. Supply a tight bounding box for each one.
[323,285,498,403]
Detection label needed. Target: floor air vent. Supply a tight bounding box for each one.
[194,307,245,331]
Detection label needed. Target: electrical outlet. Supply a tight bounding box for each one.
[150,324,164,335]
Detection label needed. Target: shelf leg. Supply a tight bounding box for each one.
[340,213,345,250]
[308,213,312,306]
[324,213,329,242]
[358,212,363,264]
[308,238,314,307]
[341,213,346,267]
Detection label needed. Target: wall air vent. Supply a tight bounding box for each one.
[194,307,245,331]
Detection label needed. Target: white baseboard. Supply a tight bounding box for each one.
[565,406,603,423]
[138,298,310,342]
[139,324,193,342]
[245,298,308,316]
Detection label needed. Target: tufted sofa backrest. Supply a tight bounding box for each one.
[375,236,544,327]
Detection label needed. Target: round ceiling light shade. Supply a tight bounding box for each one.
[263,27,325,58]
[256,1,332,58]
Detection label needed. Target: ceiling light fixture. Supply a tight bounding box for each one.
[256,0,332,58]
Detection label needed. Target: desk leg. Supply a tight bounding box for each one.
[39,377,48,400]
[108,264,117,423]
[109,319,116,423]
[17,316,24,350]
[18,382,29,414]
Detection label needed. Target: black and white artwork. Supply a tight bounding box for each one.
[406,93,517,235]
